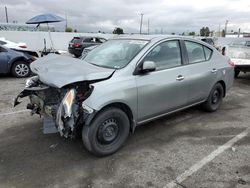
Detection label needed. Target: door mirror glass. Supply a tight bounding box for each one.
[142,61,156,72]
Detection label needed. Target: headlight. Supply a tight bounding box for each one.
[62,89,75,118]
[25,76,39,88]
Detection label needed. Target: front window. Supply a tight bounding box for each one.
[143,40,182,70]
[83,39,148,69]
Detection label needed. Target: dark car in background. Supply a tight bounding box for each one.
[81,45,98,58]
[201,37,215,46]
[0,45,35,78]
[68,36,107,57]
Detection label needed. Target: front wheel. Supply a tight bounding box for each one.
[202,83,224,112]
[82,107,130,156]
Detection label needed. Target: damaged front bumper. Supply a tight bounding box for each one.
[13,77,95,138]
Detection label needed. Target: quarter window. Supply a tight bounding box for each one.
[185,41,207,64]
[204,46,212,60]
[144,40,182,70]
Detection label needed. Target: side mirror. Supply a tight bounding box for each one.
[141,61,156,72]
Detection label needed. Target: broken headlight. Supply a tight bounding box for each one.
[62,89,75,118]
[25,76,39,88]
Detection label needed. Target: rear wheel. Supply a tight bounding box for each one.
[202,83,224,112]
[11,61,30,78]
[235,70,240,78]
[74,54,81,58]
[82,107,130,156]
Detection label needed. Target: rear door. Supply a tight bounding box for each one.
[183,40,216,104]
[136,40,189,122]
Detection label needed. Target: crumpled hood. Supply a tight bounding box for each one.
[31,54,115,88]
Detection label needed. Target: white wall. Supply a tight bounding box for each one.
[0,31,115,51]
[1,31,248,52]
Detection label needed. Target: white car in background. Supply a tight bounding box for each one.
[0,37,27,49]
[225,40,250,77]
[0,37,39,58]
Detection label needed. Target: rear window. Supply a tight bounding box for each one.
[71,37,83,43]
[185,41,212,64]
[204,47,212,60]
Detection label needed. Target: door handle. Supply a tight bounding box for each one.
[211,68,217,73]
[176,75,185,81]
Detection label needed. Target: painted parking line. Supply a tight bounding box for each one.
[0,110,29,116]
[164,127,250,188]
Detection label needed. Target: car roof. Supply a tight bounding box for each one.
[113,35,203,42]
[73,36,105,39]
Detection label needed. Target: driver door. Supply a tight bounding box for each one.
[136,40,189,122]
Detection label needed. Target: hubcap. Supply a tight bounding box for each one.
[97,118,119,144]
[212,90,220,104]
[15,64,29,77]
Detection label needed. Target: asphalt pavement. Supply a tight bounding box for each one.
[0,73,250,188]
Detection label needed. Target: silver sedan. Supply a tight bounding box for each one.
[14,36,234,156]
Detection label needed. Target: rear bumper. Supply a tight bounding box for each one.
[231,58,250,72]
[68,47,82,56]
[235,65,250,72]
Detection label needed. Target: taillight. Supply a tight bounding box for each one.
[228,59,235,67]
[19,45,27,48]
[73,43,81,47]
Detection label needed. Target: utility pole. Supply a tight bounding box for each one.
[5,6,9,23]
[224,20,228,37]
[65,11,68,31]
[139,13,144,34]
[218,23,221,37]
[147,19,149,35]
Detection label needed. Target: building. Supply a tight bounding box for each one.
[0,22,55,32]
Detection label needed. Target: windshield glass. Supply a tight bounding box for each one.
[83,39,149,69]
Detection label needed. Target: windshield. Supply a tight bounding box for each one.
[83,39,149,69]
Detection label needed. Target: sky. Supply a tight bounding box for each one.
[1,0,250,34]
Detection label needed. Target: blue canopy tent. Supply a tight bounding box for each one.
[26,13,65,55]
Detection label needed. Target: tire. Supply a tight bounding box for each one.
[202,83,224,112]
[82,107,130,157]
[11,61,30,78]
[74,54,81,58]
[235,70,240,78]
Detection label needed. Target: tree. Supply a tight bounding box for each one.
[113,27,124,35]
[65,27,73,32]
[188,31,196,36]
[200,27,210,37]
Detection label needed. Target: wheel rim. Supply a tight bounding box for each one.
[212,89,220,104]
[15,64,29,77]
[97,118,119,144]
